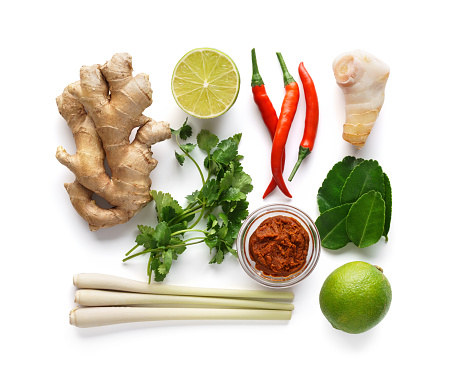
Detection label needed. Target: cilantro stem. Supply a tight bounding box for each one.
[170,204,203,225]
[184,237,205,243]
[125,244,139,256]
[189,205,205,229]
[171,228,207,237]
[123,239,206,262]
[176,135,205,186]
[169,239,205,248]
[147,254,153,279]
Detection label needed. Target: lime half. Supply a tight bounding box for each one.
[171,48,240,119]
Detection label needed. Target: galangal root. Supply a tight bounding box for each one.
[333,50,390,149]
[56,53,171,231]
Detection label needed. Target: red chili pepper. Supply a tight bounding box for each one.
[250,49,285,199]
[288,62,319,181]
[271,52,299,198]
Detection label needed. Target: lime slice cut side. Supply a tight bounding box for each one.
[172,48,240,119]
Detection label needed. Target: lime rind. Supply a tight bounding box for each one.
[171,48,240,119]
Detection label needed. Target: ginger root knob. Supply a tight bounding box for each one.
[56,53,171,231]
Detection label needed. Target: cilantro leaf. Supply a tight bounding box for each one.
[218,169,234,194]
[210,248,224,264]
[199,178,219,207]
[135,225,156,247]
[212,137,238,164]
[206,214,218,230]
[153,222,171,247]
[171,118,192,140]
[150,191,183,221]
[158,249,173,274]
[197,129,219,154]
[135,232,154,247]
[169,221,187,234]
[231,133,242,145]
[204,155,221,176]
[221,187,246,202]
[223,200,250,224]
[232,171,253,194]
[160,206,179,223]
[137,225,156,235]
[185,190,200,204]
[180,143,196,153]
[175,151,186,166]
[151,259,167,282]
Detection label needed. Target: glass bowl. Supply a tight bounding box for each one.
[236,203,321,288]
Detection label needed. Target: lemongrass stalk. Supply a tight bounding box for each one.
[73,273,294,301]
[69,307,292,328]
[75,289,294,311]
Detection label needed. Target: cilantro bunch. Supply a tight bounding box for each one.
[124,119,253,282]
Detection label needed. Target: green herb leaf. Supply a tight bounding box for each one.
[172,244,187,257]
[340,159,385,204]
[171,118,192,140]
[185,190,200,204]
[151,259,167,282]
[210,248,224,264]
[346,190,386,248]
[135,232,154,247]
[231,170,253,194]
[221,188,246,202]
[317,156,364,213]
[153,222,171,247]
[205,216,217,232]
[223,200,249,224]
[160,206,179,223]
[203,155,221,176]
[137,225,156,235]
[150,191,183,221]
[197,129,219,154]
[200,178,219,207]
[383,173,392,239]
[315,204,352,249]
[135,225,156,247]
[180,143,196,153]
[169,222,188,234]
[159,249,173,274]
[212,137,239,164]
[175,151,186,166]
[231,133,242,145]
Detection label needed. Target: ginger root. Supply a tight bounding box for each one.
[56,53,171,231]
[333,50,390,149]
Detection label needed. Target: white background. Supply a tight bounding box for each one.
[2,1,462,369]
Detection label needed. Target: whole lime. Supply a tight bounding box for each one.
[319,261,392,334]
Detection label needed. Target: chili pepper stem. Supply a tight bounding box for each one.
[276,52,295,86]
[288,146,311,181]
[251,48,264,87]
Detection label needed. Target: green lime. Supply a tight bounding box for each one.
[319,261,392,334]
[171,48,240,119]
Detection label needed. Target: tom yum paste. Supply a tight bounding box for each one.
[249,216,309,277]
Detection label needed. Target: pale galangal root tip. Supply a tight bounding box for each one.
[333,49,390,149]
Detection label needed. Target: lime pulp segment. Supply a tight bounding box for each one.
[172,48,240,119]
